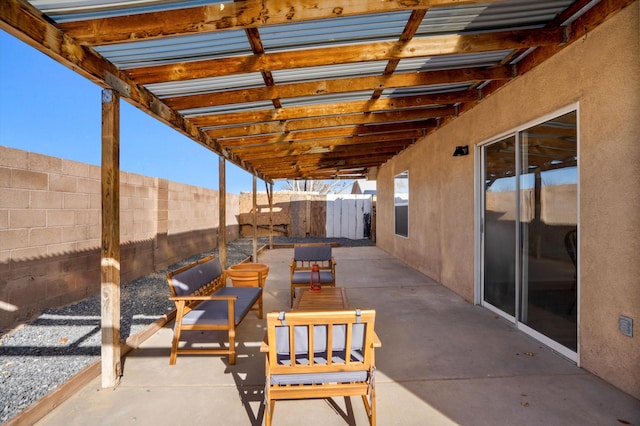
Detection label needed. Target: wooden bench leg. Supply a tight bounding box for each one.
[170,302,185,365]
[228,327,236,365]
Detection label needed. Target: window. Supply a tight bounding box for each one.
[394,171,409,237]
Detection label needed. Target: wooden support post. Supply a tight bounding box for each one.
[267,182,273,249]
[101,89,121,388]
[252,175,258,262]
[218,156,227,268]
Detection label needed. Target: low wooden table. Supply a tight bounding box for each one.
[292,287,349,311]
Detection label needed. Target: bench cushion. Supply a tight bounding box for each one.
[171,258,223,296]
[293,245,332,262]
[291,270,334,284]
[181,287,261,326]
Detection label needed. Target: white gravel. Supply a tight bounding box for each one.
[0,237,373,423]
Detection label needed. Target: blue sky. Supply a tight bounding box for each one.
[0,31,267,194]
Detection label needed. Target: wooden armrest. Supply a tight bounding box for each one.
[260,331,269,353]
[169,295,238,301]
[373,331,382,348]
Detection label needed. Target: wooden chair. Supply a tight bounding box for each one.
[289,243,336,306]
[264,309,377,425]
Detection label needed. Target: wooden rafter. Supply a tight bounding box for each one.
[57,0,504,45]
[162,67,506,110]
[202,106,455,138]
[190,93,472,128]
[217,122,435,147]
[126,28,564,84]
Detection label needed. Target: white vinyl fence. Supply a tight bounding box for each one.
[325,194,372,239]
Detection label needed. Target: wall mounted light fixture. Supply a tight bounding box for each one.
[453,145,469,156]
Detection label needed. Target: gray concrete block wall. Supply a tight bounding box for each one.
[0,146,236,331]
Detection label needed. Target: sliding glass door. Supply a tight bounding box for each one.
[482,111,578,355]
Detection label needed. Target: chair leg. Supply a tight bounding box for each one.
[169,330,180,365]
[265,400,275,426]
[228,328,236,365]
[362,386,376,425]
[370,385,376,426]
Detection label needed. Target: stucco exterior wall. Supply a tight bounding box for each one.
[377,4,639,398]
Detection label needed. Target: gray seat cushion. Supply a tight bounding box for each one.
[291,270,334,284]
[270,370,368,386]
[180,287,261,326]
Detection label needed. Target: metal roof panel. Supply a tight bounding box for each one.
[272,62,389,85]
[28,0,222,22]
[260,12,411,51]
[396,50,513,73]
[279,91,375,108]
[95,30,252,68]
[419,0,574,35]
[146,73,266,98]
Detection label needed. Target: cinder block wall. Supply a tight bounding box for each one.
[0,146,239,331]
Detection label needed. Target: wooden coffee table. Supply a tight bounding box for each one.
[292,287,349,311]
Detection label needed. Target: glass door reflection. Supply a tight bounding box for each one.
[482,111,578,353]
[519,112,577,351]
[483,136,517,317]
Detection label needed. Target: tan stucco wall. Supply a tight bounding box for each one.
[377,4,640,399]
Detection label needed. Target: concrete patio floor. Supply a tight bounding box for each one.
[36,246,639,425]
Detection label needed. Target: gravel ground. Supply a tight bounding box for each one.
[0,237,373,424]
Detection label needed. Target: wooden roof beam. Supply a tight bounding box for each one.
[58,0,503,46]
[233,139,414,160]
[204,106,454,138]
[189,92,473,128]
[258,154,396,179]
[217,122,435,147]
[164,67,509,110]
[127,28,564,84]
[224,129,424,150]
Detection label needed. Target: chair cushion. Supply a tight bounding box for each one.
[291,270,334,284]
[171,258,223,296]
[181,287,261,326]
[294,245,332,262]
[270,370,368,386]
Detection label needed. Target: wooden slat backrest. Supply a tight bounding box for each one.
[266,310,375,375]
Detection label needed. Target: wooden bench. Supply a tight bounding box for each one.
[289,243,336,307]
[264,309,378,425]
[166,255,264,365]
